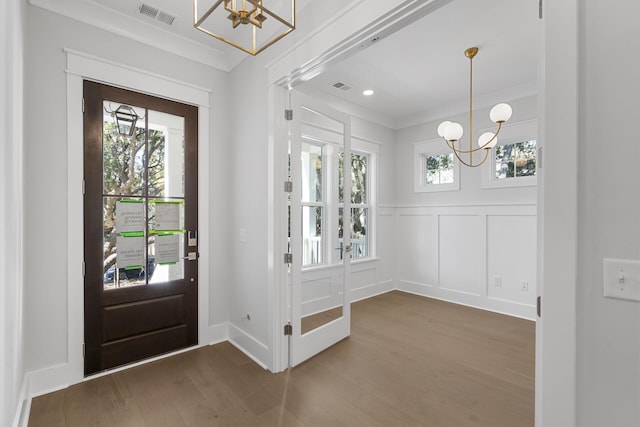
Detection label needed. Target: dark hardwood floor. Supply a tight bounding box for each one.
[28,291,535,426]
[301,306,342,334]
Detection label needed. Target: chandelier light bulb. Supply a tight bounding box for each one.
[443,122,464,141]
[478,132,498,148]
[489,103,513,123]
[437,121,452,138]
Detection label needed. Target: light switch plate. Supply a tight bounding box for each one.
[603,258,640,302]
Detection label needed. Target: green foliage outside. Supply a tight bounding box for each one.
[425,153,454,184]
[102,120,166,273]
[496,140,536,179]
[338,152,368,257]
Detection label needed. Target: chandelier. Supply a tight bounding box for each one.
[437,47,512,167]
[194,0,296,56]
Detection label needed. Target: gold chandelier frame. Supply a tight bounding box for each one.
[437,47,512,168]
[194,0,296,56]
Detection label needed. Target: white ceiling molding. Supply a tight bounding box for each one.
[29,0,240,71]
[398,81,538,130]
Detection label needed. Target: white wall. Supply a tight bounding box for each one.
[576,1,640,425]
[393,95,537,319]
[395,95,537,206]
[23,4,231,385]
[1,1,26,425]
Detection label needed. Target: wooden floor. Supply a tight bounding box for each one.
[29,291,535,426]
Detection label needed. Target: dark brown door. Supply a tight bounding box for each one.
[83,81,198,375]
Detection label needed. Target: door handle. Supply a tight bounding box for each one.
[334,244,352,253]
[182,252,198,261]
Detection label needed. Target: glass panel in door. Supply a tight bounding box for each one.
[290,91,351,366]
[84,80,198,375]
[101,103,187,290]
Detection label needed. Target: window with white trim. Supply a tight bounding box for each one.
[425,153,454,184]
[414,140,460,192]
[481,119,537,189]
[301,139,376,267]
[495,140,537,179]
[339,150,369,260]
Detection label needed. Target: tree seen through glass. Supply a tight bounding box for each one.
[495,140,536,179]
[338,151,368,259]
[103,120,167,277]
[425,153,454,184]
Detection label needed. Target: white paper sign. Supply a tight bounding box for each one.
[155,234,180,264]
[116,201,145,233]
[117,235,145,268]
[154,202,181,231]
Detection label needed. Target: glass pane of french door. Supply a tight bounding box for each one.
[290,91,351,366]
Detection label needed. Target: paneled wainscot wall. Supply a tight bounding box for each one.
[395,204,536,320]
[300,204,536,321]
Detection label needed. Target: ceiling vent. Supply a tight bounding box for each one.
[332,81,352,91]
[138,3,177,26]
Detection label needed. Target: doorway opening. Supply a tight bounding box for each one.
[270,2,543,418]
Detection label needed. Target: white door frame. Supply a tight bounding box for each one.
[536,1,578,425]
[267,1,579,425]
[28,49,213,396]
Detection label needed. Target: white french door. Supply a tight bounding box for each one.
[289,91,352,366]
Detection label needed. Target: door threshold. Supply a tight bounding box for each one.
[83,344,202,381]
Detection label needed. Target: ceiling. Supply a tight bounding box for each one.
[297,0,539,128]
[30,0,538,129]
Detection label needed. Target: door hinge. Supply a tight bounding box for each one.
[284,109,293,121]
[538,0,542,19]
[537,296,542,317]
[82,343,85,358]
[82,97,85,113]
[284,323,292,336]
[284,181,293,193]
[82,261,86,277]
[284,253,293,264]
[82,180,86,195]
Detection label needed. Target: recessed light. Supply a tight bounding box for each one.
[362,89,374,96]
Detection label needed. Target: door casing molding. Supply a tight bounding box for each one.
[27,49,212,397]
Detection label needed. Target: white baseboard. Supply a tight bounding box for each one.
[12,375,30,427]
[351,279,394,303]
[27,363,71,399]
[207,322,229,345]
[397,280,536,321]
[227,323,270,370]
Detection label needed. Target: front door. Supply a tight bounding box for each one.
[83,81,198,375]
